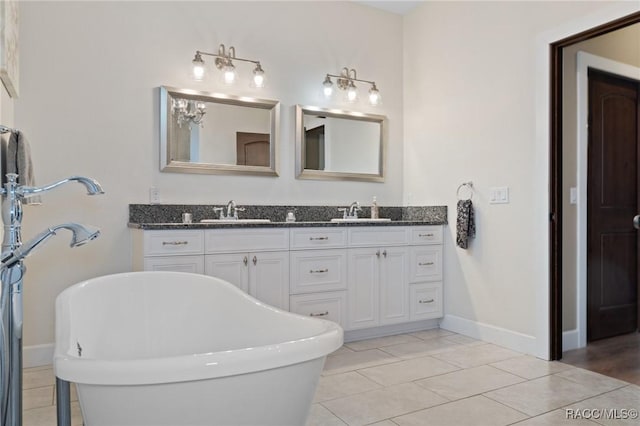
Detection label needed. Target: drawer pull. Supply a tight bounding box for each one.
[309,236,329,241]
[309,311,329,317]
[419,299,435,304]
[310,268,329,274]
[162,241,188,246]
[419,262,435,266]
[419,233,435,237]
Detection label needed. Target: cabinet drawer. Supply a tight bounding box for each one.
[290,228,348,249]
[144,230,204,256]
[290,291,347,328]
[409,246,443,283]
[410,282,443,320]
[410,226,443,245]
[144,255,204,274]
[349,227,409,247]
[205,229,289,253]
[290,249,347,294]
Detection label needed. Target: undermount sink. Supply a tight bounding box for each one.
[330,218,392,223]
[200,219,271,224]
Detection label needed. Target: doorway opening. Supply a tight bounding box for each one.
[550,11,640,361]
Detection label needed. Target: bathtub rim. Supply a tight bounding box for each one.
[54,271,343,386]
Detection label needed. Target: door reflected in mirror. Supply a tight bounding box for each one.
[296,105,386,182]
[160,86,280,176]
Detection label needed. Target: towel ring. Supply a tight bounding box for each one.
[457,181,473,200]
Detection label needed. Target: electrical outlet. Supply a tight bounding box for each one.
[149,187,160,204]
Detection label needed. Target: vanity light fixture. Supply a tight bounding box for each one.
[171,98,206,129]
[322,67,381,106]
[191,44,266,88]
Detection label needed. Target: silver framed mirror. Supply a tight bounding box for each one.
[160,86,280,176]
[295,105,386,182]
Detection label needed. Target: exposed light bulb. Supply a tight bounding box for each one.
[253,63,265,88]
[192,53,205,81]
[223,62,236,85]
[346,81,358,102]
[368,84,381,106]
[322,76,333,98]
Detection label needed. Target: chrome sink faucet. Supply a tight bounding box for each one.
[223,200,245,220]
[338,201,362,219]
[348,201,362,218]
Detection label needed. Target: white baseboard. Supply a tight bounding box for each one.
[562,329,581,352]
[440,314,537,356]
[23,343,54,368]
[344,319,440,343]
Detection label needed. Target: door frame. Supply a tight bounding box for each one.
[575,53,640,349]
[549,10,640,360]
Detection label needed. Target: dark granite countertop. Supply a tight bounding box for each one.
[128,204,447,230]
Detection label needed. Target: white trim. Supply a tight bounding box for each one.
[533,1,639,360]
[344,319,440,343]
[575,52,640,350]
[440,314,536,355]
[23,343,54,368]
[563,329,580,352]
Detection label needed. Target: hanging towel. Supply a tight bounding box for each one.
[3,130,41,204]
[456,199,475,249]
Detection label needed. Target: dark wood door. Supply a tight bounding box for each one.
[587,69,640,341]
[236,132,270,167]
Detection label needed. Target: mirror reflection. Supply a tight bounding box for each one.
[296,105,386,182]
[160,86,280,175]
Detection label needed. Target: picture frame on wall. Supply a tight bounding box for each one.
[0,0,19,98]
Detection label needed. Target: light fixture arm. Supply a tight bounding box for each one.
[196,48,261,69]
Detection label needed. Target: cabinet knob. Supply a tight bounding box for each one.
[309,311,329,317]
[252,256,257,265]
[382,250,387,258]
[243,256,248,266]
[419,299,435,304]
[376,250,381,257]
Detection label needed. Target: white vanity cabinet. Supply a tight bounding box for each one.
[204,229,290,311]
[132,224,444,336]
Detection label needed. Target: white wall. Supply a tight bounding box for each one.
[15,1,403,356]
[403,0,639,357]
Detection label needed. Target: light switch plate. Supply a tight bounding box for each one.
[490,186,509,204]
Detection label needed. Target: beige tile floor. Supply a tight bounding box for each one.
[22,329,640,426]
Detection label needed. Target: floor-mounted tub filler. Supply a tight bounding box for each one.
[54,271,344,426]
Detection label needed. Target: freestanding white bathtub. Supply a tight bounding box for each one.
[54,271,343,426]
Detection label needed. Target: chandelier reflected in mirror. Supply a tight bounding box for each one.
[171,98,207,129]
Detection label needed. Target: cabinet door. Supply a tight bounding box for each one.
[249,251,289,311]
[144,255,204,274]
[347,248,380,329]
[379,247,409,325]
[205,253,249,293]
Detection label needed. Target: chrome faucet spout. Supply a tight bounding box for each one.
[348,201,362,218]
[226,200,236,219]
[17,176,104,197]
